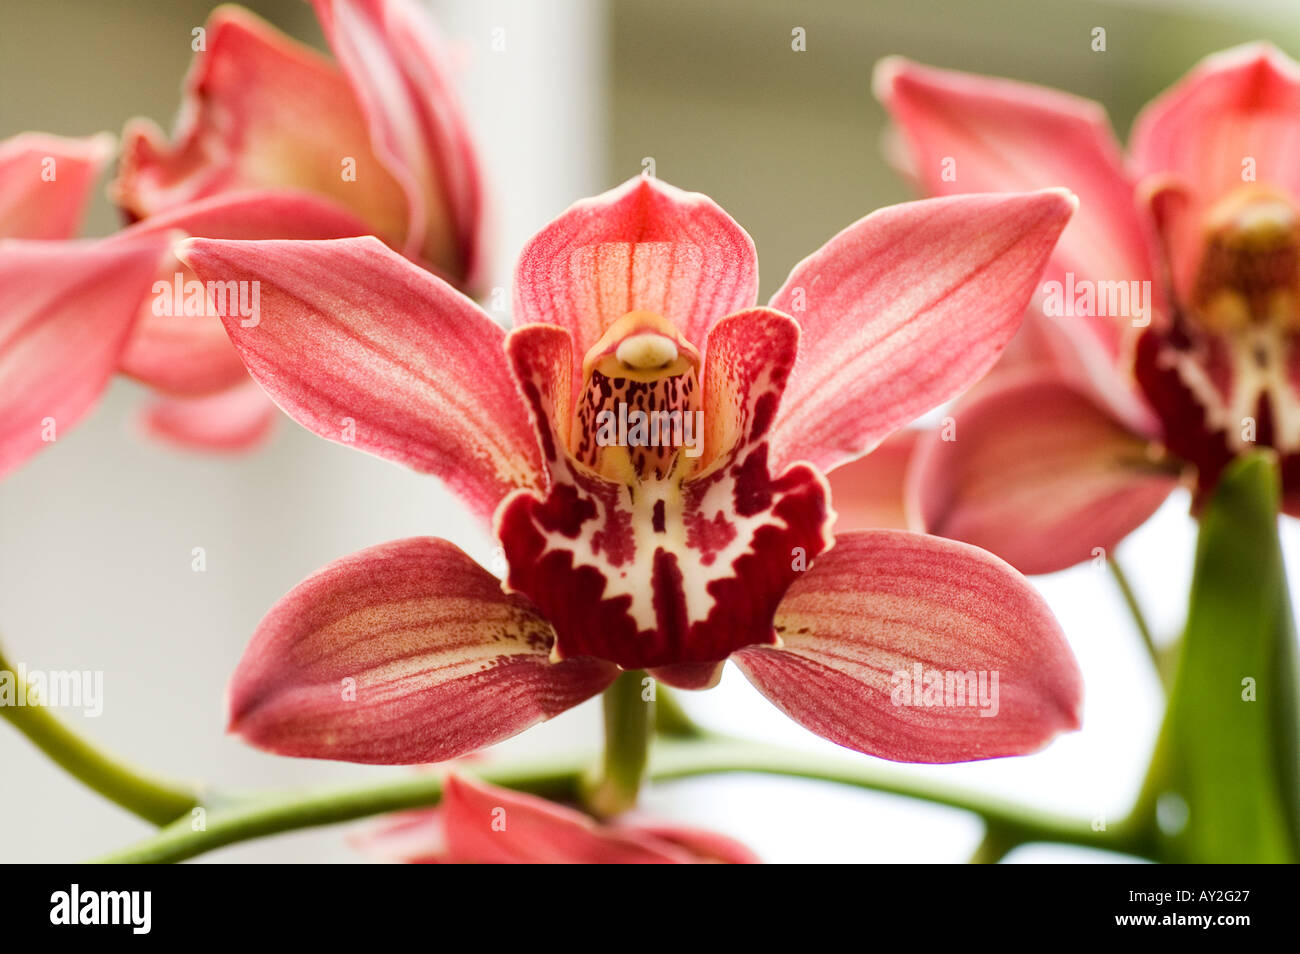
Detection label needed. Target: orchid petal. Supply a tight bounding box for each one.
[0,132,113,240]
[227,538,618,764]
[512,176,758,360]
[0,235,169,478]
[734,530,1082,763]
[112,7,411,252]
[1130,44,1300,307]
[138,379,276,453]
[909,372,1179,575]
[177,235,544,522]
[825,429,921,532]
[439,774,709,864]
[1131,43,1300,206]
[874,58,1155,310]
[310,0,486,286]
[121,190,373,396]
[768,190,1075,473]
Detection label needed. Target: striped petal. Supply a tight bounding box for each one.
[177,235,544,522]
[0,234,169,478]
[228,538,618,764]
[909,372,1179,575]
[0,132,113,240]
[768,190,1075,474]
[513,176,758,360]
[874,59,1156,338]
[734,530,1082,763]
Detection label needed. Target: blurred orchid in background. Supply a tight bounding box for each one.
[868,44,1300,575]
[0,0,487,471]
[355,773,758,864]
[182,174,1083,771]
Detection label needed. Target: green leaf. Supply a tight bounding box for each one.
[1133,453,1300,862]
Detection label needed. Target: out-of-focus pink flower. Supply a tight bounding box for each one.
[0,132,113,240]
[354,773,759,864]
[104,0,487,453]
[0,131,175,477]
[113,0,485,290]
[868,45,1300,574]
[188,175,1082,766]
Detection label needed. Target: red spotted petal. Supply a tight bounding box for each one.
[768,190,1075,474]
[0,132,113,240]
[310,0,486,286]
[735,530,1082,763]
[0,234,169,478]
[512,176,758,360]
[909,372,1178,575]
[228,538,618,764]
[112,7,411,253]
[497,309,833,671]
[177,235,544,522]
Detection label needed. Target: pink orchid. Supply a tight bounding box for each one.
[871,44,1300,574]
[107,0,487,451]
[354,773,759,864]
[184,176,1083,765]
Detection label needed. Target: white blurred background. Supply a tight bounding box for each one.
[2,0,1298,863]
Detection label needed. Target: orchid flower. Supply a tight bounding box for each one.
[870,44,1300,575]
[354,773,758,864]
[183,175,1082,766]
[105,0,487,451]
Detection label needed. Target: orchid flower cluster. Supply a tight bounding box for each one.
[1,0,1297,865]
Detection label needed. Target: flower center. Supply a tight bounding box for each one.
[571,311,702,482]
[1191,186,1300,334]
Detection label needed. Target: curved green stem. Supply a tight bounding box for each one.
[1,646,199,826]
[1108,556,1166,685]
[583,670,652,816]
[93,735,1150,864]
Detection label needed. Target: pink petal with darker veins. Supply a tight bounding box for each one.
[178,235,544,523]
[767,190,1075,474]
[228,538,618,764]
[513,176,759,362]
[734,530,1082,763]
[908,372,1178,575]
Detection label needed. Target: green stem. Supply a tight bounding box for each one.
[583,669,652,816]
[1108,556,1166,684]
[1,646,199,826]
[653,685,705,738]
[93,735,1149,864]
